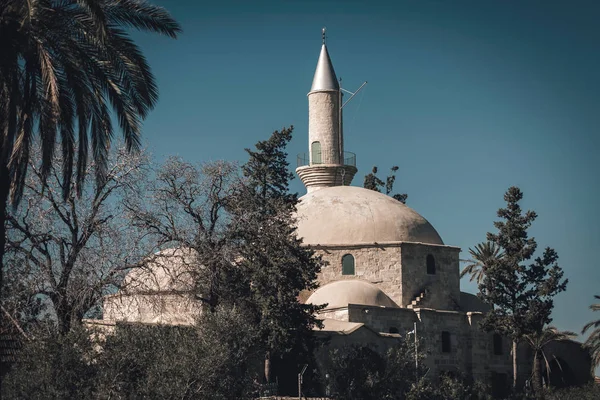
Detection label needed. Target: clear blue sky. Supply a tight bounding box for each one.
[132,0,599,347]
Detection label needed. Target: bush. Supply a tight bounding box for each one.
[2,327,98,399]
[545,383,600,400]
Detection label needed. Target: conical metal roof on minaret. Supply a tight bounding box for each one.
[310,29,339,91]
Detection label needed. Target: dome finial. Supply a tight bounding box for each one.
[322,27,326,45]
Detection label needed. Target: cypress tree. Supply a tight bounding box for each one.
[479,187,567,392]
[230,126,324,385]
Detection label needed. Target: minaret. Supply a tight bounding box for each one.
[296,29,357,192]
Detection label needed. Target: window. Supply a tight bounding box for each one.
[441,331,451,353]
[311,141,322,164]
[342,254,355,275]
[389,327,399,334]
[426,254,436,275]
[493,334,503,355]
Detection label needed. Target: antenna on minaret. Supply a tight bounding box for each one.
[322,27,326,44]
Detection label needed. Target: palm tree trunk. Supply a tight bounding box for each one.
[0,162,10,392]
[532,350,545,399]
[512,340,518,389]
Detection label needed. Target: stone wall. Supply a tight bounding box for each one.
[347,304,417,334]
[314,242,460,310]
[400,243,461,310]
[316,244,403,305]
[330,305,512,382]
[103,292,200,325]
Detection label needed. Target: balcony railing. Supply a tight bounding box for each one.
[297,150,356,168]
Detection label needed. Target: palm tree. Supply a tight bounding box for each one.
[523,327,577,399]
[459,241,503,283]
[582,295,600,370]
[0,0,180,312]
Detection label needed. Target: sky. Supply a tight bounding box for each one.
[130,0,599,349]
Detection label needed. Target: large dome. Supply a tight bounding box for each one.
[120,248,197,294]
[295,186,443,246]
[307,280,398,309]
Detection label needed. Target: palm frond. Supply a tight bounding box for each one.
[1,0,179,205]
[104,0,182,38]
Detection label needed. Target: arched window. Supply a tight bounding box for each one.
[441,331,451,353]
[493,334,503,355]
[311,141,322,164]
[426,254,436,275]
[342,254,355,275]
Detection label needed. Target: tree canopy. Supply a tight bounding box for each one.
[363,165,407,204]
[478,186,568,390]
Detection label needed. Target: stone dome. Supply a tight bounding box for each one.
[120,248,197,294]
[295,186,443,246]
[306,280,399,309]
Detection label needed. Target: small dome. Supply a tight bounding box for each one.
[120,248,197,294]
[307,280,398,309]
[295,186,443,246]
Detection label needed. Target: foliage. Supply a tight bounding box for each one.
[545,383,600,400]
[96,306,261,400]
[478,187,568,388]
[363,165,408,203]
[2,306,261,400]
[522,326,577,398]
[460,241,503,284]
[3,146,149,335]
[319,341,492,400]
[0,2,180,385]
[1,327,98,399]
[229,126,325,382]
[406,374,493,400]
[0,0,181,203]
[582,295,600,369]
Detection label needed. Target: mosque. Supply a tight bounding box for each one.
[90,32,592,393]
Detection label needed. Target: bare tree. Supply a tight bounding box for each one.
[124,157,241,311]
[3,146,150,335]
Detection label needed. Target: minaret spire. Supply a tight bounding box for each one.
[296,30,357,193]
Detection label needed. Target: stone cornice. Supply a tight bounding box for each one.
[303,241,461,251]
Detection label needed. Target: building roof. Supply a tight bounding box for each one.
[459,291,492,313]
[315,319,365,334]
[295,186,444,246]
[310,44,339,92]
[307,279,399,309]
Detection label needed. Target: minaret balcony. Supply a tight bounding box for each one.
[296,150,356,168]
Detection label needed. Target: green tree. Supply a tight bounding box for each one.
[0,0,181,337]
[363,165,408,204]
[582,295,600,370]
[319,341,491,400]
[2,327,98,399]
[460,241,503,284]
[230,126,325,384]
[523,326,576,399]
[96,306,260,400]
[478,187,568,390]
[2,306,261,400]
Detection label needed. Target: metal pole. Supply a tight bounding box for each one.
[341,81,367,109]
[414,321,418,381]
[298,364,308,399]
